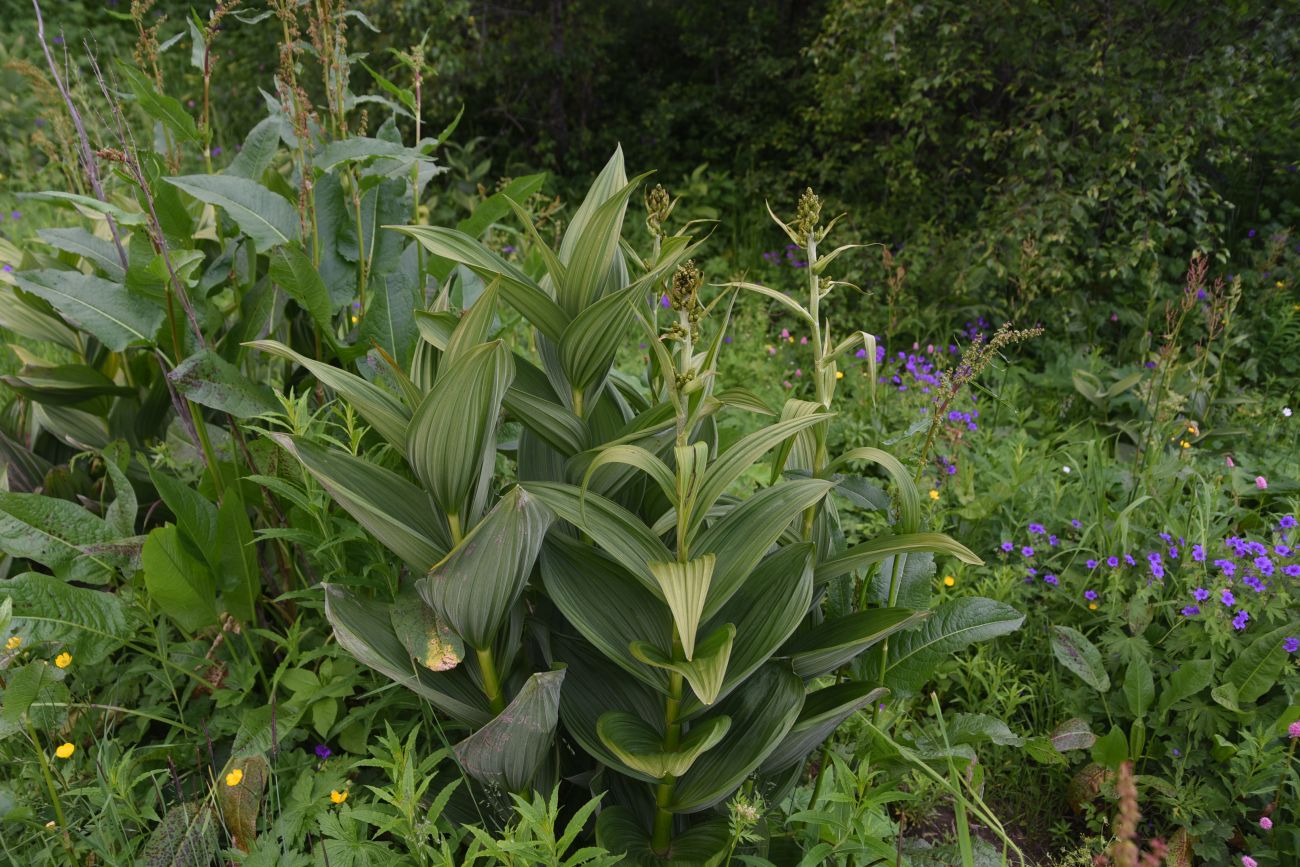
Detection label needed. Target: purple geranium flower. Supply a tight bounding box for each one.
[1221,588,1236,606]
[1084,589,1098,601]
[1193,587,1210,601]
[1000,541,1014,553]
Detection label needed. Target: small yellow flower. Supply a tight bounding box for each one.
[5,635,21,650]
[1276,281,1285,290]
[44,820,56,829]
[835,370,844,380]
[54,743,75,759]
[787,336,794,344]
[928,489,940,500]
[1186,422,1199,436]
[1180,440,1190,449]
[225,768,244,787]
[330,789,348,804]
[54,652,72,669]
[943,575,955,587]
[1088,602,1098,611]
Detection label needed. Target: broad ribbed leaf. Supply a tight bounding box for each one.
[760,683,888,772]
[540,537,671,690]
[169,350,277,418]
[15,269,162,351]
[559,148,625,264]
[0,491,119,582]
[37,228,125,280]
[784,608,926,678]
[275,435,447,570]
[323,584,491,725]
[555,636,668,784]
[1050,625,1110,692]
[768,399,824,483]
[227,115,281,180]
[505,196,567,290]
[455,173,548,240]
[249,340,410,448]
[885,597,1025,694]
[269,242,334,330]
[816,532,983,585]
[695,478,834,618]
[142,525,219,632]
[596,808,729,867]
[0,572,128,664]
[687,544,814,715]
[561,174,647,314]
[166,175,299,252]
[647,556,715,661]
[672,665,803,812]
[631,624,734,705]
[443,281,500,368]
[580,444,676,506]
[524,482,673,596]
[505,387,587,456]
[559,284,642,395]
[407,340,514,520]
[454,669,564,790]
[598,711,730,780]
[690,413,831,538]
[390,591,463,672]
[395,225,569,342]
[0,284,79,349]
[1226,623,1296,703]
[823,447,922,533]
[418,486,552,650]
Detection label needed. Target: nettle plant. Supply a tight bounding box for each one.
[266,153,1022,862]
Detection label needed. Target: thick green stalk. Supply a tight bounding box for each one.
[476,647,506,716]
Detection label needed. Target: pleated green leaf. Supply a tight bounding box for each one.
[274,435,447,570]
[390,591,464,672]
[540,537,671,691]
[648,555,715,661]
[671,665,803,812]
[761,683,888,773]
[249,340,410,448]
[524,482,673,597]
[580,444,676,507]
[561,174,649,315]
[631,623,734,706]
[555,636,669,785]
[823,446,922,533]
[597,711,730,780]
[559,284,642,394]
[418,486,552,650]
[815,531,983,585]
[595,807,730,867]
[690,413,831,538]
[443,281,500,369]
[323,584,491,726]
[768,399,825,483]
[407,340,514,520]
[394,225,569,342]
[783,608,927,678]
[694,478,834,619]
[559,148,626,263]
[454,669,564,790]
[686,544,814,715]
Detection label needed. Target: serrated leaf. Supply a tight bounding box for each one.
[15,269,161,351]
[165,175,299,252]
[1050,625,1110,692]
[884,598,1025,694]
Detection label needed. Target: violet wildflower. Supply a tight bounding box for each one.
[1284,564,1300,578]
[1085,559,1098,569]
[1254,556,1275,577]
[1049,534,1059,546]
[1259,816,1273,830]
[1071,519,1082,529]
[1106,556,1119,568]
[1193,587,1210,601]
[1232,610,1250,630]
[1021,546,1034,557]
[1043,574,1058,586]
[1000,541,1014,553]
[1191,544,1205,562]
[1280,515,1297,530]
[315,744,332,760]
[1028,522,1045,535]
[1084,590,1097,601]
[1275,545,1292,556]
[1283,637,1299,653]
[1221,589,1236,606]
[1180,605,1199,617]
[1215,559,1237,577]
[1124,553,1135,566]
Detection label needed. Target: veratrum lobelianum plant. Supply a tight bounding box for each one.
[264,149,1014,863]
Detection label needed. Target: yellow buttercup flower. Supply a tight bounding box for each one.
[54,652,72,669]
[225,768,244,787]
[943,575,955,587]
[1088,602,1098,611]
[330,789,348,804]
[1180,440,1191,449]
[1276,281,1285,289]
[928,490,940,500]
[835,370,844,380]
[5,635,21,650]
[54,743,75,759]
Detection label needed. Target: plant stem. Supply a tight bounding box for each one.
[652,663,684,854]
[476,647,505,716]
[28,722,76,862]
